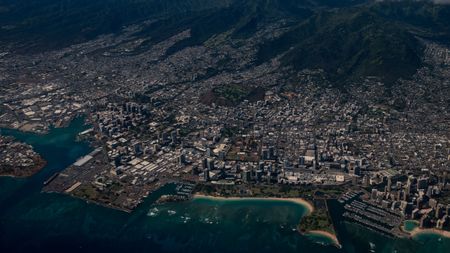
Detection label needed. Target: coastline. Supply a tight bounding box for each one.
[193,194,342,247]
[192,194,314,214]
[42,190,133,213]
[0,159,47,178]
[0,114,86,136]
[410,227,450,239]
[305,230,342,248]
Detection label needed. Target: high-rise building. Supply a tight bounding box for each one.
[426,186,433,198]
[161,132,168,144]
[405,181,412,194]
[429,198,438,209]
[363,175,370,187]
[420,215,431,228]
[206,148,212,157]
[436,216,447,229]
[268,146,275,159]
[298,156,305,166]
[204,169,210,182]
[416,197,424,209]
[387,177,392,192]
[353,166,361,176]
[256,170,263,181]
[396,190,404,201]
[242,169,252,182]
[202,158,208,170]
[417,177,429,191]
[207,159,215,171]
[261,149,269,160]
[179,154,186,165]
[235,163,241,173]
[352,176,358,186]
[258,162,264,171]
[133,142,142,156]
[284,160,293,170]
[436,204,445,219]
[371,189,378,200]
[171,131,177,144]
[191,165,198,175]
[218,151,225,161]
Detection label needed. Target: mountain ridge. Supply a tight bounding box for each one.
[1,0,450,86]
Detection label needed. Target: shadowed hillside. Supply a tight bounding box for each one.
[1,0,450,85]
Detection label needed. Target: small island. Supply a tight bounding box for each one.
[0,135,46,177]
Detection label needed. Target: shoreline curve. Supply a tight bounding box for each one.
[410,227,450,239]
[192,194,314,214]
[192,194,342,247]
[305,230,342,248]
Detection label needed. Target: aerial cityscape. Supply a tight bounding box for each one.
[1,0,450,252]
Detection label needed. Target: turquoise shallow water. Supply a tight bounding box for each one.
[1,118,450,253]
[404,220,419,233]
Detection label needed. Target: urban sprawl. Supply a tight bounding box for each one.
[1,22,450,238]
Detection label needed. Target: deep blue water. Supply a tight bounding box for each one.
[0,118,449,253]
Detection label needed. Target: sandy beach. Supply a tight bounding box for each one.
[410,227,450,239]
[193,194,314,214]
[305,230,342,248]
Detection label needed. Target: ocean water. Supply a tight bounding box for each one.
[1,118,450,253]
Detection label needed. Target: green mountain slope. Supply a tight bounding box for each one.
[258,7,424,85]
[256,1,450,85]
[1,0,450,86]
